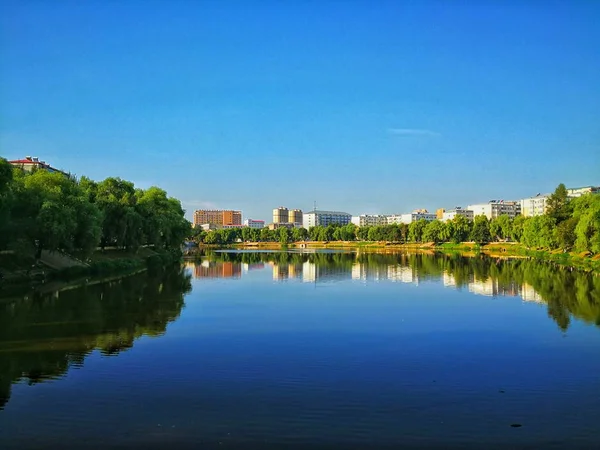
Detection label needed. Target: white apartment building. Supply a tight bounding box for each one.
[244,219,265,229]
[442,208,474,222]
[351,214,390,227]
[303,210,352,228]
[520,194,549,217]
[467,201,521,220]
[390,210,436,224]
[567,186,600,197]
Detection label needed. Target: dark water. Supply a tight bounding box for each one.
[1,251,599,449]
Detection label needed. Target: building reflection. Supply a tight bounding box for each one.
[186,254,545,303]
[185,261,242,279]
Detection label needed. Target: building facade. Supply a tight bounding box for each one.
[567,186,600,197]
[8,156,66,175]
[244,219,265,229]
[442,208,474,222]
[351,215,390,227]
[289,209,303,226]
[392,210,436,224]
[303,210,352,228]
[193,210,242,228]
[467,201,521,220]
[273,207,289,224]
[520,195,549,217]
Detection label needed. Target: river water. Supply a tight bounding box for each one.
[1,250,599,449]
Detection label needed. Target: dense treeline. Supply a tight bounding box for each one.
[190,184,600,254]
[0,157,191,258]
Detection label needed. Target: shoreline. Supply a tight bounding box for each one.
[196,241,600,273]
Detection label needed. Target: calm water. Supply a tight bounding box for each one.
[1,251,599,449]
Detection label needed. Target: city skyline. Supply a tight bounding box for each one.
[2,1,599,221]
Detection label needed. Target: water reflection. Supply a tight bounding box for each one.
[188,251,600,332]
[0,267,192,410]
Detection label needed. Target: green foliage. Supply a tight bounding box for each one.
[521,215,557,249]
[546,183,573,223]
[572,194,600,253]
[490,215,512,241]
[408,219,428,243]
[470,215,491,244]
[423,220,447,244]
[0,162,189,258]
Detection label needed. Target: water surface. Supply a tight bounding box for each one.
[1,252,599,449]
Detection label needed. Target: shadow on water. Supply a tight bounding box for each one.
[0,267,192,410]
[188,250,600,333]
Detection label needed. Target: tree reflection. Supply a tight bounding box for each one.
[193,250,600,332]
[0,267,191,410]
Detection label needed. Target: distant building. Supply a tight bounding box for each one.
[442,207,474,222]
[520,194,549,217]
[244,219,265,229]
[303,210,352,228]
[467,201,521,220]
[268,222,297,230]
[289,209,303,226]
[351,214,389,227]
[273,207,289,224]
[520,186,599,217]
[389,210,436,224]
[193,210,242,228]
[8,156,67,175]
[436,208,445,219]
[567,186,600,197]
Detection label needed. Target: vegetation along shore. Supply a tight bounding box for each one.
[0,157,191,287]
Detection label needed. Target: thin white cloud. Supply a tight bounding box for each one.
[387,128,441,137]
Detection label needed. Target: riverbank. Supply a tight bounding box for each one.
[224,241,600,273]
[0,247,183,293]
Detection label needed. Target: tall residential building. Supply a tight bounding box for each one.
[273,207,289,224]
[442,208,474,222]
[436,208,445,219]
[193,210,242,228]
[303,210,352,228]
[289,209,303,226]
[467,201,521,220]
[520,194,549,217]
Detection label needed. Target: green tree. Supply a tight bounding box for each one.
[521,215,557,249]
[470,215,491,244]
[572,194,600,254]
[408,219,428,243]
[490,215,512,241]
[423,220,446,244]
[546,183,573,223]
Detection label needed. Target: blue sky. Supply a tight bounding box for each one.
[1,1,599,221]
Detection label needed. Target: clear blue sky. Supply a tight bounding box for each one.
[1,1,599,221]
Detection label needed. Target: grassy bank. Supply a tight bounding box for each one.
[0,247,183,290]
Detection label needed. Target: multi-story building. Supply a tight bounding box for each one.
[244,219,265,229]
[467,201,521,220]
[520,194,549,217]
[436,208,445,219]
[520,186,599,217]
[289,209,303,226]
[390,210,436,224]
[567,186,600,197]
[273,207,289,224]
[8,156,67,175]
[303,210,352,228]
[193,210,242,228]
[351,215,390,227]
[442,207,474,222]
